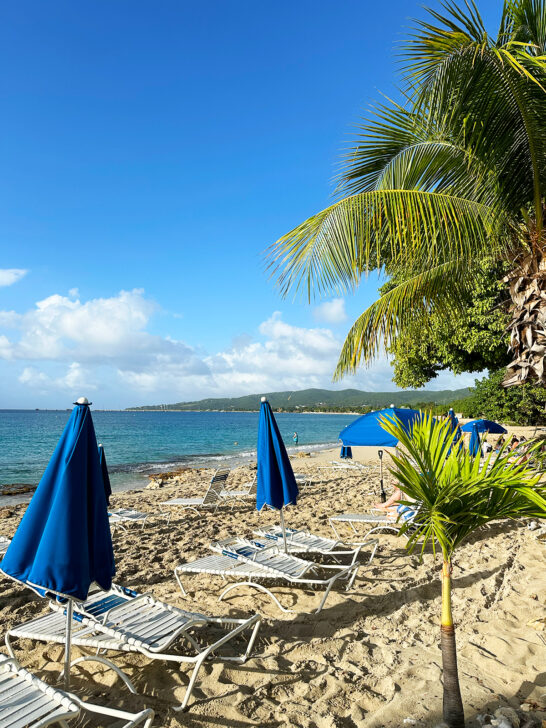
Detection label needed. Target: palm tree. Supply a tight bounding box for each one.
[268,0,546,387]
[382,413,546,727]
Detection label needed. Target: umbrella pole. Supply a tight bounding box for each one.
[280,508,288,553]
[378,450,386,502]
[64,598,73,689]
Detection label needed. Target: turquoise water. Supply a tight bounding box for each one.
[0,410,356,494]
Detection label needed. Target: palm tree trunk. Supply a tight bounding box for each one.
[503,217,546,387]
[441,559,464,728]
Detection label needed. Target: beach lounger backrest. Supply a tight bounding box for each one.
[0,536,11,557]
[0,655,80,727]
[246,476,257,496]
[202,468,230,505]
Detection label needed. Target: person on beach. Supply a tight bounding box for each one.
[293,432,298,445]
[509,435,520,452]
[494,435,505,451]
[373,486,416,520]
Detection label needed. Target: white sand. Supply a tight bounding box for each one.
[0,447,544,727]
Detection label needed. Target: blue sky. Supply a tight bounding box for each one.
[0,0,502,408]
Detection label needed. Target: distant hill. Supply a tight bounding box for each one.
[127,387,470,412]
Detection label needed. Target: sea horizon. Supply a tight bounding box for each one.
[0,409,356,503]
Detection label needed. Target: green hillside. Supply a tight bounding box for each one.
[128,387,470,412]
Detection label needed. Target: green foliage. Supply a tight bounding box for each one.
[381,413,546,557]
[268,0,546,384]
[384,260,510,388]
[461,369,546,424]
[128,387,470,412]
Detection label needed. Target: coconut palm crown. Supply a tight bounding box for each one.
[382,412,546,727]
[268,0,546,387]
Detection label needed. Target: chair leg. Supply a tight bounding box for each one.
[174,566,187,596]
[68,655,138,694]
[219,582,294,614]
[171,652,208,712]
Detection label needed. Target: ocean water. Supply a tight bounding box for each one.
[0,410,356,497]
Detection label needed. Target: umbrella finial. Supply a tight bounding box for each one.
[261,396,267,402]
[74,397,91,406]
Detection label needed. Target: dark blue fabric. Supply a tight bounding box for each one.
[339,408,423,447]
[447,410,461,442]
[340,446,353,459]
[469,423,482,456]
[98,445,112,506]
[256,400,298,511]
[0,404,115,601]
[461,419,507,435]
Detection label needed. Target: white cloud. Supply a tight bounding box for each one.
[201,312,341,395]
[0,288,476,406]
[0,269,28,287]
[18,363,97,392]
[313,298,347,324]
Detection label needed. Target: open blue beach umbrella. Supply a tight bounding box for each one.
[461,419,507,435]
[98,443,112,505]
[339,407,423,448]
[339,407,425,501]
[257,397,298,552]
[468,423,482,457]
[0,397,115,686]
[340,445,353,459]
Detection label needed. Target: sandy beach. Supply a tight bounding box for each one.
[0,445,545,727]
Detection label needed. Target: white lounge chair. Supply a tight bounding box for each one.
[252,525,378,565]
[220,475,257,504]
[108,507,171,532]
[0,538,11,558]
[161,467,231,512]
[329,504,421,543]
[175,537,360,614]
[0,654,154,727]
[293,473,313,487]
[6,582,261,712]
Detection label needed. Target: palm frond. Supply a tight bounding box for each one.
[337,101,502,207]
[267,190,498,300]
[380,413,546,558]
[332,260,473,377]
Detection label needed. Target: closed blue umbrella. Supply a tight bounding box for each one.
[98,443,112,505]
[469,423,482,457]
[0,397,115,686]
[340,445,353,459]
[257,397,298,552]
[447,409,461,441]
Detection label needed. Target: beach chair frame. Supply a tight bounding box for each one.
[108,507,171,533]
[329,504,421,543]
[0,537,11,558]
[6,583,261,712]
[0,654,154,728]
[220,474,257,506]
[253,526,378,565]
[175,538,361,614]
[162,467,231,513]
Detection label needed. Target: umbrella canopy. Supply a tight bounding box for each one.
[1,400,115,602]
[340,445,353,459]
[461,419,507,435]
[339,408,424,447]
[98,443,112,506]
[257,398,298,511]
[468,423,482,456]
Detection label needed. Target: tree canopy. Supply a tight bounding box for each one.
[269,0,546,388]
